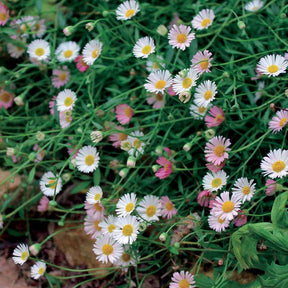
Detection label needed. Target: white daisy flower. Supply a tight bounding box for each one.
[40,171,62,197]
[260,149,288,179]
[137,195,161,222]
[208,214,230,233]
[59,110,72,128]
[12,243,29,265]
[232,177,256,203]
[27,39,50,61]
[133,36,155,59]
[31,261,46,280]
[146,55,165,72]
[113,215,140,244]
[82,39,103,66]
[99,215,117,237]
[194,80,217,107]
[116,193,137,217]
[56,89,77,112]
[116,0,140,21]
[93,234,123,264]
[211,191,241,221]
[75,145,100,173]
[127,131,146,157]
[86,186,103,204]
[172,68,199,95]
[245,0,264,12]
[55,41,80,62]
[7,43,26,59]
[189,103,209,119]
[257,54,288,77]
[203,170,228,192]
[192,9,215,30]
[114,245,139,271]
[144,70,173,93]
[168,24,195,51]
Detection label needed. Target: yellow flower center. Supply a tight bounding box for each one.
[121,252,131,262]
[204,90,213,100]
[214,145,225,157]
[198,106,206,113]
[0,12,8,22]
[124,107,132,118]
[133,139,141,149]
[218,217,225,224]
[102,244,113,255]
[122,224,133,236]
[155,80,166,90]
[94,193,101,201]
[155,93,164,101]
[165,202,174,211]
[38,267,45,275]
[179,279,190,288]
[142,45,151,55]
[267,64,278,74]
[94,203,103,211]
[94,220,101,231]
[85,155,95,166]
[146,205,156,217]
[20,251,28,261]
[125,203,134,212]
[201,18,211,27]
[48,179,57,189]
[64,50,73,58]
[200,59,209,69]
[215,114,224,122]
[222,201,234,213]
[176,33,187,43]
[0,92,11,103]
[272,160,286,173]
[242,186,251,195]
[108,224,116,233]
[64,96,73,107]
[182,77,192,89]
[279,117,287,127]
[152,62,159,69]
[59,73,67,81]
[211,177,222,188]
[125,9,135,18]
[119,133,128,141]
[35,47,44,57]
[92,49,99,59]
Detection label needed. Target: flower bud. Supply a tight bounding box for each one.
[36,131,45,141]
[155,145,163,155]
[49,200,58,207]
[121,140,132,151]
[139,222,147,232]
[119,168,129,178]
[204,129,216,140]
[159,232,167,242]
[6,147,15,156]
[152,164,160,173]
[237,21,246,30]
[63,26,75,36]
[29,243,42,256]
[14,95,24,106]
[127,156,136,168]
[178,91,191,103]
[62,173,71,182]
[222,71,230,78]
[85,22,95,32]
[91,131,103,143]
[28,152,37,162]
[156,24,168,36]
[174,242,180,249]
[183,142,192,152]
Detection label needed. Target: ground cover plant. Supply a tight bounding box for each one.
[0,0,288,287]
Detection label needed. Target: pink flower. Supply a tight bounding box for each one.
[197,190,216,207]
[191,50,213,75]
[0,89,13,109]
[192,9,215,30]
[155,157,172,179]
[147,92,165,109]
[205,136,231,165]
[168,24,195,51]
[160,196,177,219]
[163,147,173,157]
[115,104,133,125]
[265,179,277,196]
[208,213,230,232]
[37,196,49,212]
[169,271,196,288]
[51,66,70,88]
[108,126,127,148]
[167,85,177,96]
[84,201,105,218]
[84,214,103,239]
[0,3,9,26]
[269,110,288,133]
[59,111,72,128]
[233,210,247,227]
[11,155,21,163]
[49,96,57,115]
[251,66,263,80]
[205,106,225,128]
[206,160,225,172]
[74,55,89,72]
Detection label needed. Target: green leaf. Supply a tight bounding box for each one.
[70,181,91,194]
[93,168,101,186]
[168,246,179,255]
[7,228,25,237]
[28,166,36,184]
[259,262,288,288]
[271,191,288,230]
[195,273,215,288]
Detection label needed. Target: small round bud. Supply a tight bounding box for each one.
[159,233,167,242]
[218,259,224,266]
[155,146,163,155]
[129,68,136,76]
[91,131,103,143]
[174,242,180,249]
[71,158,77,167]
[183,142,192,152]
[139,222,147,232]
[58,220,64,226]
[119,168,129,178]
[121,140,132,151]
[167,113,174,121]
[204,129,216,140]
[127,156,136,168]
[36,131,45,141]
[62,173,71,182]
[179,70,188,78]
[14,95,24,106]
[156,24,168,36]
[102,10,109,17]
[237,21,246,30]
[49,200,58,207]
[63,26,75,36]
[85,22,95,32]
[28,152,37,161]
[6,147,15,156]
[152,164,161,173]
[29,243,42,256]
[222,71,230,78]
[178,91,191,103]
[77,127,83,134]
[269,103,276,112]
